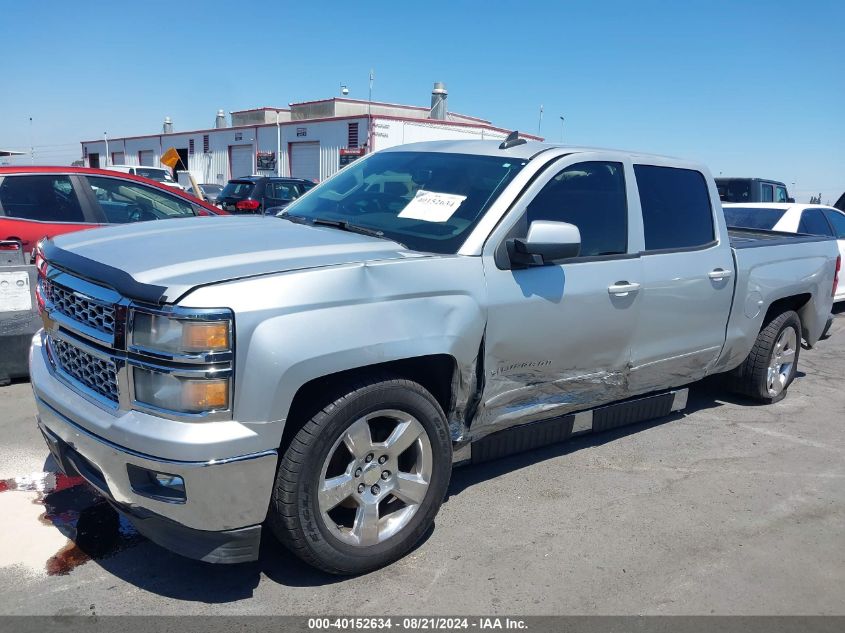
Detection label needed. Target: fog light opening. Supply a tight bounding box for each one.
[127,464,186,503]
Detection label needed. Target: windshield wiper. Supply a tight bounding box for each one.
[311,218,406,247]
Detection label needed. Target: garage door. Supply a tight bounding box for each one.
[139,150,154,166]
[111,151,124,165]
[230,145,253,179]
[290,142,320,182]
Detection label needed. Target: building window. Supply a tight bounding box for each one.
[203,134,210,153]
[189,139,195,155]
[348,122,359,148]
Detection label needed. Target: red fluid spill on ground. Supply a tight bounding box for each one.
[2,470,142,575]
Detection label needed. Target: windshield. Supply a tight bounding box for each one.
[283,151,526,253]
[220,180,256,199]
[723,206,787,230]
[136,167,174,183]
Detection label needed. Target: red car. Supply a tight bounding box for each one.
[0,166,226,256]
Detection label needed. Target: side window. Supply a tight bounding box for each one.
[761,184,774,202]
[776,186,789,203]
[797,209,833,236]
[0,175,85,222]
[634,165,714,251]
[86,176,196,224]
[270,182,296,200]
[822,209,845,239]
[526,161,627,257]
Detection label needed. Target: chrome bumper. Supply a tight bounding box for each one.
[31,336,278,533]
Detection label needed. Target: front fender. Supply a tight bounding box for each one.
[181,256,487,450]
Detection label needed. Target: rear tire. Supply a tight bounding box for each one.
[268,374,452,575]
[731,310,801,403]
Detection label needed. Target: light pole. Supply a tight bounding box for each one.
[29,117,33,164]
[104,132,109,167]
[559,116,565,143]
[538,105,543,136]
[276,110,282,177]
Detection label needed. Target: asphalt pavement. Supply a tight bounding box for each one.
[1,308,843,615]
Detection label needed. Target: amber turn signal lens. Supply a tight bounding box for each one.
[181,322,229,352]
[182,379,229,411]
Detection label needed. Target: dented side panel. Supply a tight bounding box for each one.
[476,257,643,441]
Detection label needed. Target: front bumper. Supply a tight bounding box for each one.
[31,334,278,563]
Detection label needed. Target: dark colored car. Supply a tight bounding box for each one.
[0,166,227,257]
[217,176,315,214]
[715,177,794,204]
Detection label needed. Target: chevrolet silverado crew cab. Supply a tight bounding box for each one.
[30,139,840,574]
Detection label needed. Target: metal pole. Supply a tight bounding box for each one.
[29,117,33,164]
[559,116,565,143]
[368,69,374,117]
[538,105,543,136]
[104,133,109,167]
[276,110,282,177]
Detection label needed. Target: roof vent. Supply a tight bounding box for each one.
[162,117,173,134]
[430,82,447,120]
[215,110,227,128]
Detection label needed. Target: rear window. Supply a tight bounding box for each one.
[220,180,256,199]
[716,179,751,203]
[723,206,787,230]
[635,165,714,251]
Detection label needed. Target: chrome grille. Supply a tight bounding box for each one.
[51,339,119,403]
[42,278,116,335]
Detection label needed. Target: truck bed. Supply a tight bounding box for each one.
[728,227,833,249]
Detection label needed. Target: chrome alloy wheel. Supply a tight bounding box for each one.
[767,326,797,397]
[318,409,433,547]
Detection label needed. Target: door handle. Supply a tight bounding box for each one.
[608,282,641,295]
[708,268,733,280]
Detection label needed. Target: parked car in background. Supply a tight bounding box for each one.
[724,202,845,302]
[183,182,224,204]
[716,177,793,204]
[0,166,226,256]
[217,176,315,214]
[105,165,184,190]
[30,140,838,574]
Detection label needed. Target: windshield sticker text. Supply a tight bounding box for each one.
[398,190,467,222]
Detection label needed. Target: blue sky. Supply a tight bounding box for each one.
[1,0,842,203]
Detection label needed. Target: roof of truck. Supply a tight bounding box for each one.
[382,139,683,163]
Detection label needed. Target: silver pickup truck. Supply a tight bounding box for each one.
[30,139,840,574]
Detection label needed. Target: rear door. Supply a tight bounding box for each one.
[481,155,643,429]
[627,164,735,394]
[0,174,99,254]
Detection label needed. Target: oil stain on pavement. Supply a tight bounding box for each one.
[0,471,143,576]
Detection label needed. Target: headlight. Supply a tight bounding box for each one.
[134,368,230,414]
[131,311,232,356]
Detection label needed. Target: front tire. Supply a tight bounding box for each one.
[732,310,801,403]
[269,375,452,575]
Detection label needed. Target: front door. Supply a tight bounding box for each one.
[479,157,642,433]
[627,164,734,393]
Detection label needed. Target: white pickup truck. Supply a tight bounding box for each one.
[30,139,840,574]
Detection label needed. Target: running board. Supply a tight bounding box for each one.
[453,388,688,465]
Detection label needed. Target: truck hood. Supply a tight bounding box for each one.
[47,216,419,304]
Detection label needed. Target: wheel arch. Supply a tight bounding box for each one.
[279,354,460,453]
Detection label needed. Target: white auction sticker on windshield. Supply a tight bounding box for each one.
[0,271,32,313]
[398,190,466,222]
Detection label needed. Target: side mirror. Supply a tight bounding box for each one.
[507,220,581,267]
[786,197,795,203]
